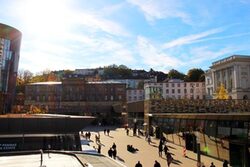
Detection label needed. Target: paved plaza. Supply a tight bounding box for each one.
[81,126,225,167]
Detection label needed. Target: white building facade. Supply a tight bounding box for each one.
[144,79,205,100]
[205,55,250,99]
[126,89,144,102]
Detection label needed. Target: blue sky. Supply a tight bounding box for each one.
[1,0,250,74]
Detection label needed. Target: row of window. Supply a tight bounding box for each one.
[165,89,194,94]
[165,83,204,87]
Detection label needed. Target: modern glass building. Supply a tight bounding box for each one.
[0,23,22,114]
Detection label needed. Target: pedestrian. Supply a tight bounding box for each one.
[112,142,116,150]
[223,160,228,167]
[107,129,110,136]
[166,152,173,167]
[97,144,101,153]
[135,161,143,167]
[112,148,117,159]
[154,160,161,167]
[164,145,169,156]
[108,148,113,157]
[210,162,215,167]
[126,129,129,136]
[158,144,163,157]
[147,136,151,144]
[104,129,106,135]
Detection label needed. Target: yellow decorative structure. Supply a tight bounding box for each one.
[215,83,228,99]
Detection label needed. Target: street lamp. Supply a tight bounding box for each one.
[133,118,137,136]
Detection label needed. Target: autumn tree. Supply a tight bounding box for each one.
[16,70,33,93]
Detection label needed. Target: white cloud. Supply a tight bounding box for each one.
[162,27,225,49]
[127,0,190,23]
[137,36,183,70]
[186,45,250,65]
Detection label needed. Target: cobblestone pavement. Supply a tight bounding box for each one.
[81,126,224,167]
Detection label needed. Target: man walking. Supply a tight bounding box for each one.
[135,161,143,167]
[154,160,161,167]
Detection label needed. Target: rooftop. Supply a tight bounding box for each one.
[0,151,126,167]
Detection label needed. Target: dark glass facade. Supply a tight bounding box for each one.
[151,116,250,167]
[0,23,22,114]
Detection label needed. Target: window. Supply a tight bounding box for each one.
[177,83,180,87]
[184,83,186,87]
[190,89,193,93]
[196,83,199,87]
[166,84,169,87]
[172,83,175,87]
[178,89,181,93]
[184,89,187,93]
[172,89,175,93]
[110,96,113,101]
[118,95,122,100]
[166,89,169,94]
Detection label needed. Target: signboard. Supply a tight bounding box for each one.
[0,143,17,151]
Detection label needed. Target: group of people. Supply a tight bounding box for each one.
[108,142,117,159]
[104,129,110,136]
[135,160,161,167]
[81,131,91,140]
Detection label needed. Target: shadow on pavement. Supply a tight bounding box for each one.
[172,159,182,165]
[116,156,125,163]
[185,156,197,161]
[167,145,177,150]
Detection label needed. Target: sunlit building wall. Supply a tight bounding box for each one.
[0,23,22,114]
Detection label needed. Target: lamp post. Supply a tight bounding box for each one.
[133,118,137,136]
[196,131,201,167]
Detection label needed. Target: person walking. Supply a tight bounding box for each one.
[147,136,151,144]
[210,162,215,167]
[154,160,161,167]
[158,143,163,157]
[164,145,169,156]
[97,144,101,153]
[112,142,116,150]
[108,148,113,158]
[126,129,129,136]
[223,160,228,167]
[135,161,143,167]
[104,129,106,135]
[107,129,110,136]
[166,152,173,167]
[112,148,117,159]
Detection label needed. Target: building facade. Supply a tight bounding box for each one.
[126,89,144,103]
[205,55,250,99]
[144,79,205,100]
[0,23,22,114]
[25,79,126,124]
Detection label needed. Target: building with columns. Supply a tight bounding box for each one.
[205,55,250,99]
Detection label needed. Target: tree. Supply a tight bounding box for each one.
[16,70,33,93]
[185,68,205,82]
[215,83,228,99]
[168,69,186,80]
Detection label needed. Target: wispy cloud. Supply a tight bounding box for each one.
[137,36,183,70]
[162,27,225,49]
[127,0,190,23]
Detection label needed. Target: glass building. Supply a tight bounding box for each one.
[0,23,22,114]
